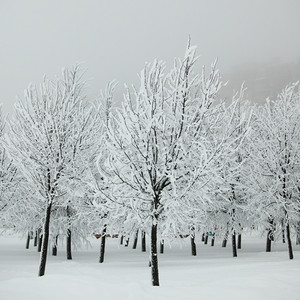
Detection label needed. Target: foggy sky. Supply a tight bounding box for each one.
[1,0,299,113]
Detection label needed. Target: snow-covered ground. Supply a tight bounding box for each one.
[0,232,299,300]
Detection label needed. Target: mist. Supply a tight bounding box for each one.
[1,0,299,113]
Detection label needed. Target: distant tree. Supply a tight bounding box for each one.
[210,88,252,257]
[0,110,21,230]
[247,82,300,259]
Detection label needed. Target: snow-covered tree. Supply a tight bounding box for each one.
[6,65,98,275]
[0,110,21,230]
[209,87,252,257]
[247,82,300,259]
[97,44,248,286]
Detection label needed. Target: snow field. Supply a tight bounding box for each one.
[0,232,299,300]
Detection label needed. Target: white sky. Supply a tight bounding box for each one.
[1,0,299,113]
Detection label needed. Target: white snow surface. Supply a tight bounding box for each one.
[0,232,299,300]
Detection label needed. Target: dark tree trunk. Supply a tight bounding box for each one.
[204,233,208,245]
[52,244,57,256]
[52,235,58,256]
[282,230,286,243]
[132,229,139,249]
[232,232,237,257]
[37,228,42,252]
[34,231,38,247]
[190,233,197,256]
[211,233,215,247]
[237,234,242,249]
[66,229,72,260]
[99,225,107,263]
[160,240,164,254]
[150,222,159,286]
[222,231,229,248]
[286,223,293,260]
[38,235,43,252]
[141,231,146,252]
[266,232,272,252]
[266,218,274,252]
[125,237,129,247]
[201,233,205,242]
[120,235,124,245]
[282,224,286,244]
[26,232,30,249]
[66,205,72,260]
[38,203,52,277]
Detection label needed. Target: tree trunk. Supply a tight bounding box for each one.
[25,232,30,249]
[132,229,139,249]
[125,237,129,247]
[266,218,273,252]
[222,231,228,248]
[204,232,208,244]
[281,220,286,243]
[99,225,107,263]
[34,231,38,247]
[38,235,43,252]
[52,245,57,256]
[150,222,159,286]
[286,223,293,260]
[282,228,286,243]
[66,229,72,260]
[232,232,237,257]
[201,233,205,242]
[211,233,215,247]
[38,203,52,276]
[66,205,72,260]
[237,233,242,249]
[160,240,164,254]
[37,228,42,252]
[52,235,58,256]
[141,231,146,252]
[266,231,272,252]
[120,235,124,245]
[190,234,197,256]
